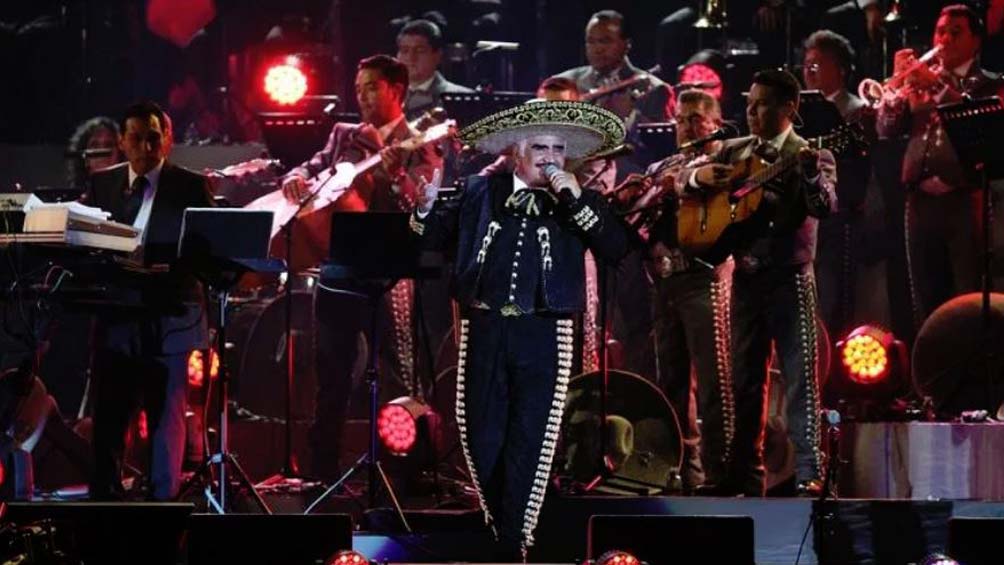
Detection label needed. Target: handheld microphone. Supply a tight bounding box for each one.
[678,123,737,150]
[542,163,575,200]
[823,409,841,427]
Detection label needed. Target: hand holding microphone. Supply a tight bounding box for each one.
[542,164,582,200]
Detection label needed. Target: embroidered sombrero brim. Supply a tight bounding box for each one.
[459,100,625,159]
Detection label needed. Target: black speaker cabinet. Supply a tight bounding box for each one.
[587,514,755,565]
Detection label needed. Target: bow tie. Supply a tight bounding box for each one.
[753,140,779,163]
[504,189,558,218]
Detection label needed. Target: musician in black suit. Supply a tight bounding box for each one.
[396,19,473,122]
[82,101,213,501]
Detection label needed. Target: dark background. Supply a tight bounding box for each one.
[3,0,1000,145]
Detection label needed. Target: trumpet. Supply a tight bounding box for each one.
[858,45,942,108]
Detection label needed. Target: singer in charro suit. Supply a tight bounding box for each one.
[410,100,627,559]
[81,101,213,501]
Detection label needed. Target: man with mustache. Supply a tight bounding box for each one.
[410,100,627,558]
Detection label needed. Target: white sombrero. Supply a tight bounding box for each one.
[459,100,626,160]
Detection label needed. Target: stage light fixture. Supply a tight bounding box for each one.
[919,554,959,565]
[595,549,643,565]
[829,324,910,419]
[377,396,437,456]
[678,49,725,100]
[325,550,370,565]
[187,348,220,388]
[263,56,308,106]
[839,326,893,384]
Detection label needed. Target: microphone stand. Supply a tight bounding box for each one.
[257,181,329,493]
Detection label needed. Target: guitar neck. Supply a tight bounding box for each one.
[751,152,799,188]
[354,152,384,176]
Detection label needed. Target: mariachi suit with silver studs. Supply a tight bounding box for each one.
[411,172,627,554]
[677,132,837,496]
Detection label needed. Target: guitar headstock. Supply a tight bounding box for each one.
[209,158,283,183]
[400,119,458,151]
[816,123,868,157]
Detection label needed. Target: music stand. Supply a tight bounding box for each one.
[304,212,441,528]
[796,90,845,139]
[175,208,285,514]
[937,96,1004,411]
[441,91,535,128]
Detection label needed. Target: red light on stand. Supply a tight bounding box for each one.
[838,326,892,384]
[595,550,642,565]
[376,396,437,456]
[378,404,417,455]
[325,550,370,565]
[263,58,308,105]
[187,349,220,387]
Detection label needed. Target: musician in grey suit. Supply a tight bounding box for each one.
[553,10,672,127]
[802,30,874,337]
[554,10,673,379]
[877,4,1004,325]
[82,101,213,501]
[280,55,442,482]
[680,70,837,497]
[396,19,474,121]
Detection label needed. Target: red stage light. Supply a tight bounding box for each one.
[325,550,370,565]
[595,550,642,565]
[187,349,220,387]
[378,403,417,455]
[264,58,308,106]
[679,63,723,100]
[376,396,437,456]
[839,326,893,384]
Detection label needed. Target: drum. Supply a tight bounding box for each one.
[226,290,317,420]
[913,292,1004,415]
[559,370,682,493]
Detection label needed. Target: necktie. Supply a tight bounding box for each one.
[123,176,149,225]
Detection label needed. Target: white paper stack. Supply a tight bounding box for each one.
[21,202,140,252]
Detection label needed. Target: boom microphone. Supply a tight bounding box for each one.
[678,123,737,150]
[65,148,115,158]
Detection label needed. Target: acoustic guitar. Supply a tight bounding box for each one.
[677,124,863,263]
[245,119,456,238]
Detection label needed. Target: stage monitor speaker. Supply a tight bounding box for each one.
[813,499,951,564]
[948,517,1004,565]
[587,514,755,565]
[187,513,353,565]
[2,502,194,565]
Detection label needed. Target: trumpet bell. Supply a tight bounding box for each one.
[693,0,728,30]
[858,77,887,108]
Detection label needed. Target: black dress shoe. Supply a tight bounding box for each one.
[796,479,824,498]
